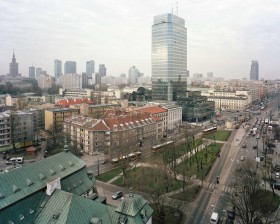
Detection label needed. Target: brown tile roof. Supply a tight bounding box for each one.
[56,98,92,107]
[137,106,167,114]
[64,112,160,132]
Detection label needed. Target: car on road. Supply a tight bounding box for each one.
[242,144,246,148]
[112,191,123,200]
[276,172,280,179]
[240,156,245,161]
[6,157,24,165]
[273,182,280,190]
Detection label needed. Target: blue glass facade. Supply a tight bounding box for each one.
[152,13,187,101]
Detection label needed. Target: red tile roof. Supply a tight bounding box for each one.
[137,106,167,114]
[56,98,93,107]
[64,113,160,132]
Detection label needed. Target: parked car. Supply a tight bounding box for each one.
[112,191,123,200]
[253,145,257,149]
[273,182,280,190]
[242,144,246,148]
[240,156,245,161]
[6,157,24,165]
[276,172,280,179]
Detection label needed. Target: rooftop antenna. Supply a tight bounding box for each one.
[176,1,179,16]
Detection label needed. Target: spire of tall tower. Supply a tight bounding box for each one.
[13,49,15,58]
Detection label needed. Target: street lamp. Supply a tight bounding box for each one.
[97,154,100,176]
[256,138,259,158]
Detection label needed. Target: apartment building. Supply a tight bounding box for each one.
[45,108,79,132]
[0,112,11,147]
[134,106,168,132]
[63,113,161,157]
[162,103,182,131]
[0,111,34,148]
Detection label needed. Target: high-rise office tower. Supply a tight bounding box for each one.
[99,64,106,77]
[9,50,19,76]
[64,61,77,74]
[128,66,140,85]
[54,59,62,80]
[86,60,95,79]
[152,13,187,101]
[250,61,259,80]
[29,65,35,78]
[36,68,42,77]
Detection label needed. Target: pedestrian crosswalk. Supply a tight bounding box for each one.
[205,183,233,193]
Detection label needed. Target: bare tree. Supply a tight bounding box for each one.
[229,159,280,224]
[127,157,185,224]
[16,96,28,110]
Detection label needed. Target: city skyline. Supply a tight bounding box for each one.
[1,0,280,79]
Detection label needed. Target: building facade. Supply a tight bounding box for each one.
[86,60,95,80]
[54,59,62,81]
[152,13,187,101]
[29,66,35,78]
[64,61,77,74]
[59,73,82,89]
[37,74,52,89]
[250,60,259,80]
[45,108,79,132]
[99,64,106,77]
[129,66,140,85]
[9,50,19,77]
[64,113,160,157]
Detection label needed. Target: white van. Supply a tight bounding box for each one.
[210,212,219,224]
[6,157,24,165]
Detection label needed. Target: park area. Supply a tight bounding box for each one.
[204,130,231,141]
[97,141,223,194]
[96,140,223,224]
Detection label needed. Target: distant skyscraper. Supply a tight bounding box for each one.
[36,68,42,77]
[86,60,95,79]
[54,59,62,80]
[29,66,35,78]
[99,64,106,77]
[128,66,140,85]
[95,73,101,85]
[250,61,259,80]
[9,50,19,76]
[64,61,77,74]
[152,13,187,101]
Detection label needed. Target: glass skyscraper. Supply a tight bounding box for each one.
[86,60,95,79]
[54,59,62,80]
[250,61,259,80]
[152,13,187,101]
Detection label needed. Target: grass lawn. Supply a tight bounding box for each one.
[95,167,122,182]
[112,166,186,193]
[144,139,203,165]
[259,190,280,211]
[175,143,223,180]
[204,130,231,141]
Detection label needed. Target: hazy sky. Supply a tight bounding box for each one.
[1,0,280,79]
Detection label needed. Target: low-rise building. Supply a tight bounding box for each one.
[45,108,79,132]
[64,112,161,157]
[0,110,34,148]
